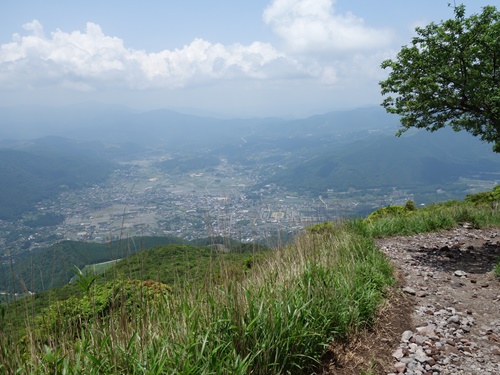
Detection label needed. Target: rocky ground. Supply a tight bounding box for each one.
[324,224,500,374]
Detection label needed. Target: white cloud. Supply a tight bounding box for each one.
[23,20,45,38]
[0,6,395,111]
[263,0,393,54]
[0,20,312,91]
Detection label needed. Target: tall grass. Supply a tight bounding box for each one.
[3,192,500,374]
[349,200,500,238]
[0,228,393,374]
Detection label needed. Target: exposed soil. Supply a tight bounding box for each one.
[321,224,500,374]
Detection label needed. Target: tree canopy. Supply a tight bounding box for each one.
[380,5,500,151]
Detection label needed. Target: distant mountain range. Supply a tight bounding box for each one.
[0,104,397,149]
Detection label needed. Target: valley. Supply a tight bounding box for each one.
[0,152,407,254]
[2,106,500,259]
[1,150,494,258]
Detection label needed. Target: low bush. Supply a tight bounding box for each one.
[35,279,171,340]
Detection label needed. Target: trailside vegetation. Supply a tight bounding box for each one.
[1,226,393,374]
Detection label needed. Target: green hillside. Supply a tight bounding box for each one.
[102,242,267,289]
[0,137,116,220]
[2,242,269,332]
[264,128,500,199]
[1,235,267,294]
[0,236,186,294]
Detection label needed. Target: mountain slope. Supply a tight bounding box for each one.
[0,236,187,294]
[264,128,500,196]
[0,137,117,220]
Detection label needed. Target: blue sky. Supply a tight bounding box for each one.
[0,0,494,117]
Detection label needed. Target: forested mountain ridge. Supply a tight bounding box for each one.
[0,236,186,294]
[0,105,396,149]
[0,138,116,220]
[262,127,500,199]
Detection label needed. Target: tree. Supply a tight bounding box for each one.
[380,5,500,151]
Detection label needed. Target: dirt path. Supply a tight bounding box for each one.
[323,225,500,374]
[376,225,500,374]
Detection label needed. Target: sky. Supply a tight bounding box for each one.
[0,0,495,117]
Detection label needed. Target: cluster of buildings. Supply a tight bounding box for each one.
[0,155,417,256]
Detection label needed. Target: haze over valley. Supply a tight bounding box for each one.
[1,105,499,262]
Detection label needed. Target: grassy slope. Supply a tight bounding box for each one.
[1,243,269,334]
[1,236,187,293]
[100,243,266,290]
[3,236,267,294]
[1,189,500,374]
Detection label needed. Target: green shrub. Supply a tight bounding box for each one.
[465,185,500,206]
[405,200,416,211]
[35,279,171,339]
[364,201,416,223]
[307,221,335,234]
